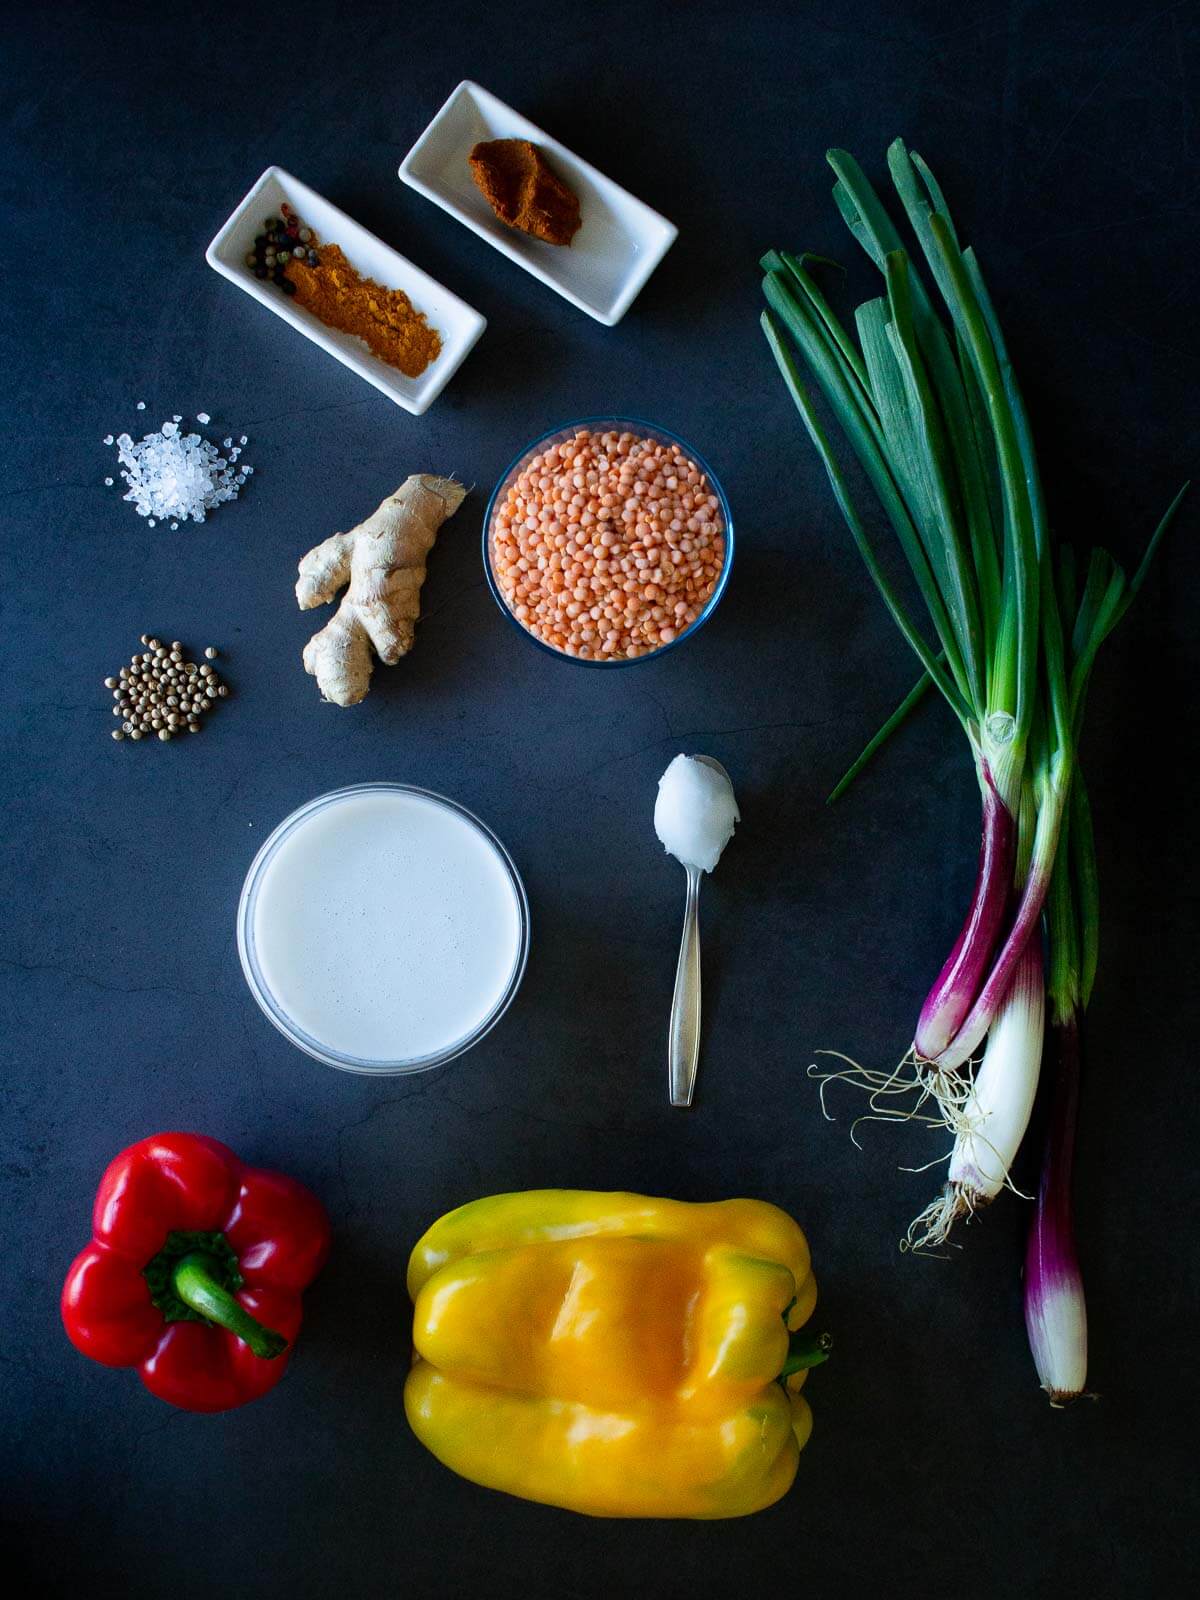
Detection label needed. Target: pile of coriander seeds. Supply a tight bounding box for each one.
[106,636,230,742]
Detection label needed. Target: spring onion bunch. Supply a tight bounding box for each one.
[762,142,1075,1082]
[761,142,1185,1258]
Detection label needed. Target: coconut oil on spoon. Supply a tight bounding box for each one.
[654,754,739,1106]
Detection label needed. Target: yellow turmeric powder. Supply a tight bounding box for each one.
[285,244,442,378]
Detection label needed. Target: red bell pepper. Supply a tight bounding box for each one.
[62,1132,330,1413]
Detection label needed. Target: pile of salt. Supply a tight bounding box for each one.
[107,415,252,529]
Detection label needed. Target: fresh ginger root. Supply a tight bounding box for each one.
[296,475,465,705]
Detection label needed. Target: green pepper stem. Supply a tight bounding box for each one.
[779,1329,832,1378]
[171,1253,288,1360]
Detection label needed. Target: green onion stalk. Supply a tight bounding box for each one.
[1022,531,1170,1399]
[1023,772,1093,1402]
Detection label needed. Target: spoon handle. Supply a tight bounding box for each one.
[668,865,703,1107]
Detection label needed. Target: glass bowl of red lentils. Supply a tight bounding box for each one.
[484,419,733,665]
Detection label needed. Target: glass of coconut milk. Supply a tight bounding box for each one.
[237,783,530,1074]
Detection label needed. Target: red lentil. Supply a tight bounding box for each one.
[491,430,725,660]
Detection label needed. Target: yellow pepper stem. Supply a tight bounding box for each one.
[779,1329,832,1379]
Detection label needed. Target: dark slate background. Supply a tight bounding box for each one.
[2,2,1197,1595]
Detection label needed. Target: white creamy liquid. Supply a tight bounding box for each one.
[250,789,523,1064]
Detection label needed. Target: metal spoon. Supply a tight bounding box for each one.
[667,755,731,1108]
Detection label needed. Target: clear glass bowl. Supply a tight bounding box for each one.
[483,417,734,667]
[237,782,530,1075]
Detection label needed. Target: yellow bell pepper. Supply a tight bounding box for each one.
[405,1190,825,1519]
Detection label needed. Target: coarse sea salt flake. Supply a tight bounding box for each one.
[196,412,211,424]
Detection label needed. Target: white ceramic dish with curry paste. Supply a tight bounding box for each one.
[399,82,677,326]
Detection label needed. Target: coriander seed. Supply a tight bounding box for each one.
[106,636,229,745]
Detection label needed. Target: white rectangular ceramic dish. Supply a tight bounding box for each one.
[399,82,677,327]
[205,167,486,415]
